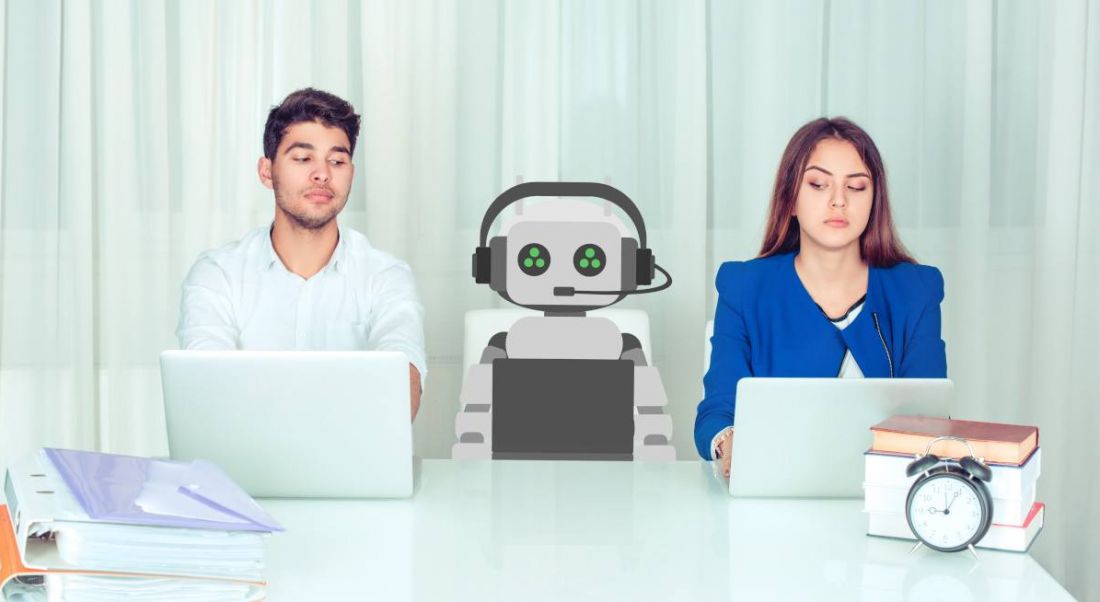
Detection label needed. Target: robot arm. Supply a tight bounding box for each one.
[619,333,646,366]
[479,332,508,364]
[451,333,508,460]
[620,333,676,462]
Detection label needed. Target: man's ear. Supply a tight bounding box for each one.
[257,156,274,189]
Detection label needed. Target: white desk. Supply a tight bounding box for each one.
[261,460,1072,601]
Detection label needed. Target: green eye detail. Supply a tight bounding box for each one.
[574,244,606,276]
[518,244,550,276]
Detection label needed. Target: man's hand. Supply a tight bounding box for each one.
[409,364,422,421]
[719,429,734,478]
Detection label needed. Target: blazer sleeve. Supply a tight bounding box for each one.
[898,265,948,378]
[694,262,753,459]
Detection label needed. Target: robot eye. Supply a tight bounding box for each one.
[518,243,550,276]
[573,244,607,276]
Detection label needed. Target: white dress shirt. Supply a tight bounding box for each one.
[176,225,427,383]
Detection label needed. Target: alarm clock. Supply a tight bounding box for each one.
[904,435,994,554]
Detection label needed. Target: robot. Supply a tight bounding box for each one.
[452,182,676,461]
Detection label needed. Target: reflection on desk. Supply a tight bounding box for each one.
[261,460,1072,601]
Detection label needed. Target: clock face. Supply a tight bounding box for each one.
[906,472,987,551]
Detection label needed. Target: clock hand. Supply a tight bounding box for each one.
[945,490,961,512]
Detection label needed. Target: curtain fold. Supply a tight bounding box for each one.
[1,0,1097,598]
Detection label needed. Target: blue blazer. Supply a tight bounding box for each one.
[694,252,948,459]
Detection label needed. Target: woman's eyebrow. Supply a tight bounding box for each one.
[805,165,870,179]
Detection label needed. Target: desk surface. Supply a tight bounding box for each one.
[261,460,1072,601]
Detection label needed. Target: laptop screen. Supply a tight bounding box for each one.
[491,358,634,460]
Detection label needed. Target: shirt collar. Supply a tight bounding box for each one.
[264,225,280,271]
[329,228,348,274]
[264,224,347,275]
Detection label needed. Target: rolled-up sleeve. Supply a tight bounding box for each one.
[176,254,239,350]
[366,262,428,387]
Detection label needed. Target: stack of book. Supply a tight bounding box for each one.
[863,416,1043,552]
[1,448,283,601]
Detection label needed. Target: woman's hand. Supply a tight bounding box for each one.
[712,427,734,479]
[719,430,734,477]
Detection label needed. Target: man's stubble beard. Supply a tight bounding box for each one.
[272,174,346,231]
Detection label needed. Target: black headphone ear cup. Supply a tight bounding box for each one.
[472,247,491,284]
[959,456,993,482]
[906,454,940,477]
[620,237,639,290]
[636,248,654,285]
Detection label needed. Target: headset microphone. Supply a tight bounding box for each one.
[553,265,672,297]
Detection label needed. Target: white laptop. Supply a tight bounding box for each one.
[160,350,413,498]
[728,378,952,498]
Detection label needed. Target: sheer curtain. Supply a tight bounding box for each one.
[710,1,1100,598]
[1,0,1096,598]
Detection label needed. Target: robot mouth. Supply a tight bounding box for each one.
[497,290,627,315]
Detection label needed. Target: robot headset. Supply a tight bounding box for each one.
[471,182,672,308]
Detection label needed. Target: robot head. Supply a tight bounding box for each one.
[472,182,657,313]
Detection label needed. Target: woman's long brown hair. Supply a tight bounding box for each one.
[758,117,914,267]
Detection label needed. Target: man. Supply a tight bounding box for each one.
[177,88,426,418]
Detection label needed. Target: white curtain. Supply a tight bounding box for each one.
[710,1,1100,598]
[1,0,1097,598]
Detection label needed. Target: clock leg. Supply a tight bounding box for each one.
[968,544,980,560]
[908,541,923,555]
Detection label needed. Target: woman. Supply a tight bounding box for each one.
[695,117,947,475]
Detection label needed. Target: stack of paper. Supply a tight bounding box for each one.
[43,574,261,602]
[1,448,283,601]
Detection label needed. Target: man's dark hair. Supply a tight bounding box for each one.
[263,88,361,160]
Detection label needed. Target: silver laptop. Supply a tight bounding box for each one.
[161,350,413,498]
[728,378,952,498]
